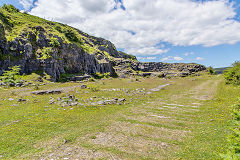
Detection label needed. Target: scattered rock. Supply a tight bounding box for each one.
[149,84,171,92]
[70,75,92,81]
[8,98,14,101]
[118,98,126,102]
[32,90,62,95]
[95,98,126,106]
[9,83,15,87]
[81,85,87,89]
[17,99,26,102]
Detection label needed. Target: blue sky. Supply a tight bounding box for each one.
[1,0,240,68]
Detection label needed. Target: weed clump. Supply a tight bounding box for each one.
[222,98,240,159]
[89,85,99,92]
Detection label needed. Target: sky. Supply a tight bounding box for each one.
[1,0,240,68]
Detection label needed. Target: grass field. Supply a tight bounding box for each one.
[0,75,238,159]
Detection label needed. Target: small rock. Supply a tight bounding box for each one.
[97,101,106,105]
[70,102,78,106]
[18,99,26,102]
[118,98,126,102]
[81,85,87,89]
[8,98,14,101]
[9,83,15,87]
[68,94,75,99]
[32,90,62,95]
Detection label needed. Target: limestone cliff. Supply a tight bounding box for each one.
[0,5,206,81]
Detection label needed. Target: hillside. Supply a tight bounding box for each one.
[0,5,206,81]
[214,67,231,74]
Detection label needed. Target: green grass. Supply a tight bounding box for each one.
[0,75,238,159]
[0,78,165,159]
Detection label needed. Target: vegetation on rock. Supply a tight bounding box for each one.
[0,4,151,81]
[93,72,111,79]
[0,4,127,60]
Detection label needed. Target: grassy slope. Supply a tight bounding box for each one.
[0,75,237,159]
[0,5,119,58]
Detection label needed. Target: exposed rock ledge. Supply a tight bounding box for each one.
[0,24,206,81]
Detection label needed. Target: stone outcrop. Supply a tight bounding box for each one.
[114,59,206,77]
[32,90,62,95]
[0,26,117,81]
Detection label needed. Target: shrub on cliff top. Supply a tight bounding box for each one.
[1,4,19,13]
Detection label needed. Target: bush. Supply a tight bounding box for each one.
[64,29,79,42]
[1,4,19,13]
[94,72,110,79]
[59,73,71,82]
[158,73,165,78]
[224,62,240,85]
[55,26,63,33]
[208,66,215,75]
[0,65,21,85]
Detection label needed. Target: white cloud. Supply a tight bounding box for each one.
[29,0,240,56]
[184,52,194,56]
[161,57,171,61]
[19,0,34,10]
[138,56,157,60]
[174,56,184,61]
[196,57,204,60]
[161,56,184,61]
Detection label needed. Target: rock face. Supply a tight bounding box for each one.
[0,23,4,40]
[114,60,206,77]
[0,26,117,81]
[0,7,206,81]
[0,26,206,80]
